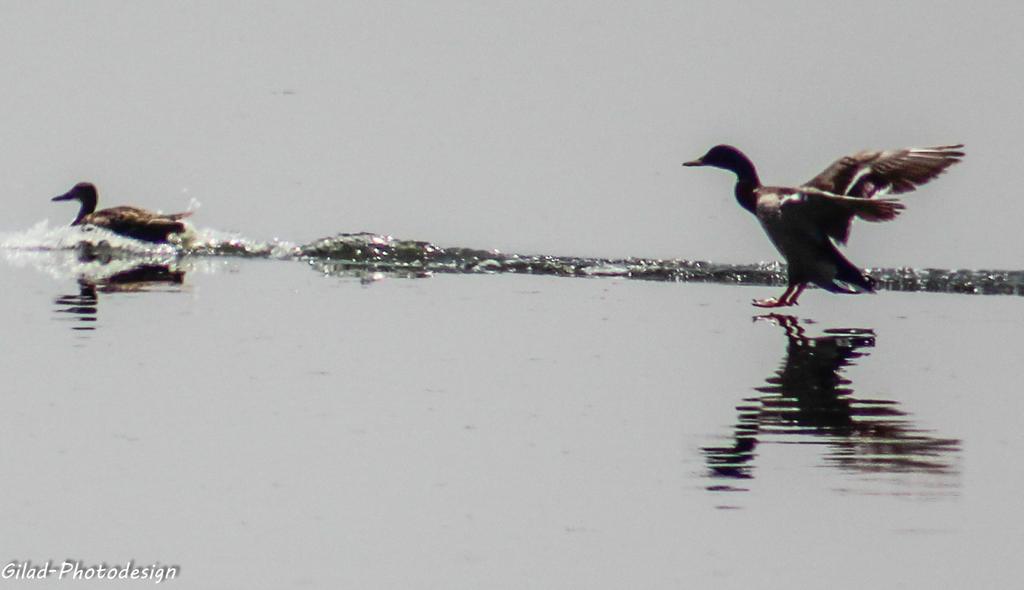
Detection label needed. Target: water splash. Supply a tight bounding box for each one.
[1,220,298,261]
[0,220,177,257]
[3,224,1023,296]
[179,226,299,259]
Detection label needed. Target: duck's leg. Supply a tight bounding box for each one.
[782,284,807,306]
[753,284,797,308]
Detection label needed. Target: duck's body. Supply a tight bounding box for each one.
[52,182,191,243]
[684,144,964,307]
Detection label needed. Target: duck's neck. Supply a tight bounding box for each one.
[734,180,758,214]
[727,158,760,214]
[70,195,97,225]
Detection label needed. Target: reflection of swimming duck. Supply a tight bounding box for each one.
[92,264,186,292]
[683,144,964,307]
[53,263,186,333]
[54,282,98,331]
[52,182,192,243]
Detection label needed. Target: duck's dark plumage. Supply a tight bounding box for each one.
[52,182,191,244]
[684,144,964,307]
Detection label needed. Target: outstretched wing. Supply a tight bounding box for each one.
[763,188,905,246]
[779,189,905,225]
[804,144,964,198]
[798,145,962,243]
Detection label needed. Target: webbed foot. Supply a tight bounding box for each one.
[752,297,793,308]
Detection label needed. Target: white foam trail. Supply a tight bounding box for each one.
[0,219,178,256]
[1,219,299,260]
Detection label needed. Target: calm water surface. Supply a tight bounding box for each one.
[1,248,1021,589]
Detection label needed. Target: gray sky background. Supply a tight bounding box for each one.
[1,1,1019,268]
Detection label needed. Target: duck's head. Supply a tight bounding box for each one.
[683,145,759,184]
[52,182,99,223]
[683,145,748,170]
[52,182,98,204]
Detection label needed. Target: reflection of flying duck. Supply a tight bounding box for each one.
[52,182,192,243]
[683,144,964,307]
[704,315,959,489]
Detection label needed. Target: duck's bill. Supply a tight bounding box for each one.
[51,192,74,201]
[682,158,704,167]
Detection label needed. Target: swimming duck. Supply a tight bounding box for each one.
[52,182,192,243]
[683,144,964,307]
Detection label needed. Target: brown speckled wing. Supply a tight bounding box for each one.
[804,145,965,198]
[801,145,963,243]
[82,206,188,243]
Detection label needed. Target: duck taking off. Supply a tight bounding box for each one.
[52,182,192,244]
[683,144,964,307]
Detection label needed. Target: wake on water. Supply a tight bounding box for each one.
[2,220,1023,296]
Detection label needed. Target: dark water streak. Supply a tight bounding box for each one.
[299,233,1024,296]
[10,230,1024,296]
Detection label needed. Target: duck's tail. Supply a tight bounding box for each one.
[819,248,875,294]
[851,197,904,222]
